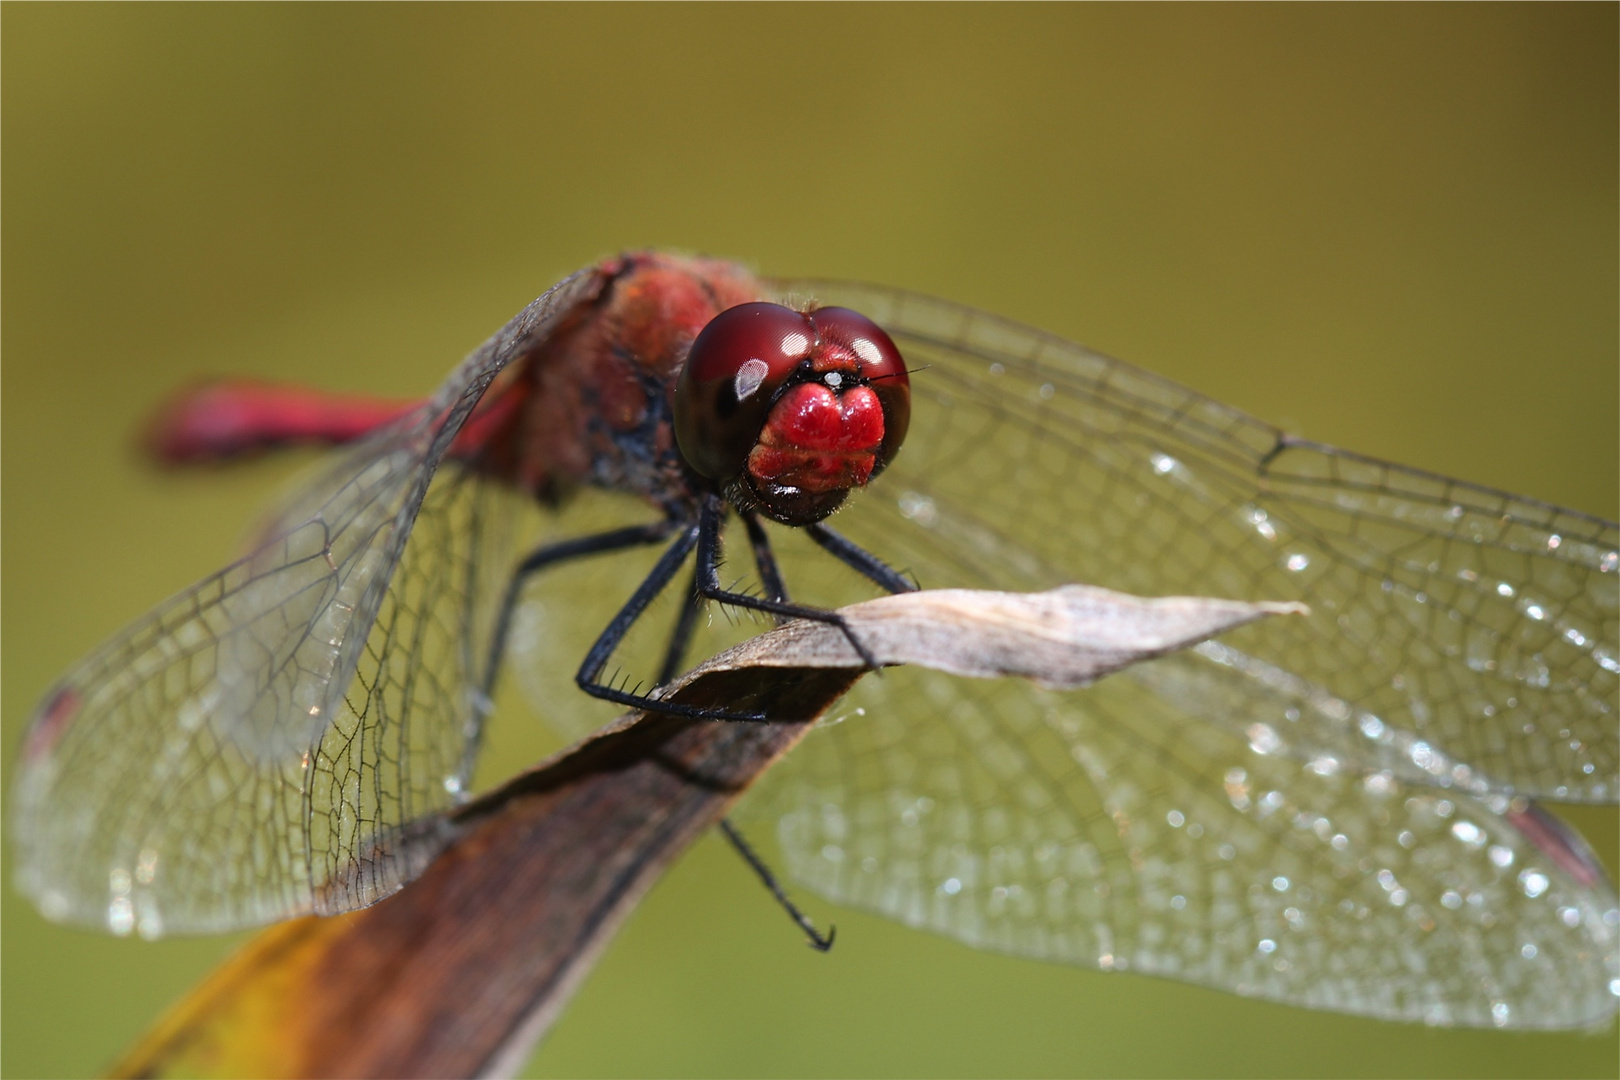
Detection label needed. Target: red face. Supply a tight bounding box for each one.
[674,303,910,525]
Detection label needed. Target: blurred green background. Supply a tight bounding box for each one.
[4,5,1616,1078]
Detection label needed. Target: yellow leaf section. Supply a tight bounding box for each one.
[107,914,361,1079]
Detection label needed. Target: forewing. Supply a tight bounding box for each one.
[771,279,1618,802]
[738,279,1618,1026]
[11,271,593,935]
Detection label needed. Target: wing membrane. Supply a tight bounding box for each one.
[739,279,1617,1026]
[771,278,1618,802]
[11,271,592,934]
[746,665,1618,1027]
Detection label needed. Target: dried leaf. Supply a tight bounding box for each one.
[717,585,1306,689]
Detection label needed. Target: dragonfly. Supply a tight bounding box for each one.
[11,252,1618,1031]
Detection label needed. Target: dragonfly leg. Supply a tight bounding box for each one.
[650,507,789,686]
[741,512,790,611]
[654,564,705,686]
[575,523,769,722]
[482,520,680,702]
[806,522,917,595]
[709,517,835,949]
[719,818,835,952]
[695,495,883,670]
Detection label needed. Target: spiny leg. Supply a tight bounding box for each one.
[806,521,917,595]
[574,522,767,722]
[742,512,789,605]
[694,494,882,670]
[720,819,834,952]
[481,520,679,704]
[655,564,704,686]
[717,511,837,951]
[456,518,690,785]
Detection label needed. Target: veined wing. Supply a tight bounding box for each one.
[738,279,1617,1027]
[743,663,1618,1027]
[10,270,593,936]
[771,278,1618,803]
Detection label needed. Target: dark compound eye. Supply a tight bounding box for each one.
[674,302,910,526]
[673,303,816,486]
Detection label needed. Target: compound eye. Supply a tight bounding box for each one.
[807,307,907,385]
[675,303,814,483]
[806,306,910,471]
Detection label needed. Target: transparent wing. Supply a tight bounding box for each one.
[770,279,1618,802]
[737,279,1618,1026]
[10,270,593,935]
[749,665,1618,1028]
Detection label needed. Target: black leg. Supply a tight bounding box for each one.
[482,520,678,701]
[654,514,791,689]
[719,819,835,952]
[658,512,813,684]
[574,523,767,721]
[806,522,917,595]
[694,495,883,670]
[738,514,855,950]
[654,564,704,686]
[742,513,790,616]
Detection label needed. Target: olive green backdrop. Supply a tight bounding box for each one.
[3,5,1616,1078]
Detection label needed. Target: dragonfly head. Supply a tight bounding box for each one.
[674,302,910,526]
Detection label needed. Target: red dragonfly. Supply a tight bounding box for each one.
[11,252,1618,1030]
